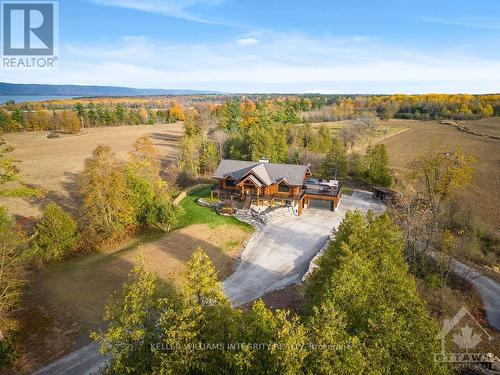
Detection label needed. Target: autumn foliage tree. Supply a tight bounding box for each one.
[408,146,474,207]
[393,147,475,275]
[60,110,81,134]
[169,102,185,121]
[80,145,134,248]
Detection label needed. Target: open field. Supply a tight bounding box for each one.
[462,117,500,137]
[0,123,184,218]
[367,119,500,236]
[308,119,408,150]
[9,188,252,375]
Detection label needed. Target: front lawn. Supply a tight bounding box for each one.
[175,186,252,231]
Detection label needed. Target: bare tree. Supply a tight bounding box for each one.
[210,129,228,158]
[354,116,378,132]
[339,125,357,149]
[195,104,217,135]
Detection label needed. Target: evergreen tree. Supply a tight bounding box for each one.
[365,144,392,186]
[225,132,251,161]
[93,259,164,374]
[317,124,332,153]
[306,211,450,375]
[305,301,366,375]
[320,138,348,179]
[220,100,243,132]
[156,248,241,374]
[33,203,80,263]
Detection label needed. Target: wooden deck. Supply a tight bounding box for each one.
[211,183,342,214]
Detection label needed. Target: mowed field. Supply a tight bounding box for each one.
[370,119,500,236]
[462,117,500,137]
[0,123,184,218]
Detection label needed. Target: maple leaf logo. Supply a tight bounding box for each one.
[452,324,482,351]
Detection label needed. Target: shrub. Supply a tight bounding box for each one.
[145,198,183,232]
[219,204,236,215]
[33,203,80,263]
[424,273,442,290]
[0,337,19,369]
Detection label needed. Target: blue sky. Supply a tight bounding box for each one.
[3,0,500,93]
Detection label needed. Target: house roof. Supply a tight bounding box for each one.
[239,174,264,187]
[214,159,309,187]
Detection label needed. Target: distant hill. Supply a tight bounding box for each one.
[0,82,219,97]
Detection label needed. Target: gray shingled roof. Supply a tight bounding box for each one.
[242,174,264,187]
[213,159,309,187]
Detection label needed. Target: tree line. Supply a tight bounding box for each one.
[0,101,186,133]
[93,211,450,374]
[3,93,498,134]
[301,94,499,122]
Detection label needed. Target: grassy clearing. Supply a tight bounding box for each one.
[307,120,408,151]
[175,186,252,231]
[0,185,44,198]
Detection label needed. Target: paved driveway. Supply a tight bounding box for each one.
[223,191,386,306]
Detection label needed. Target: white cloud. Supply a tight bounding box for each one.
[89,0,229,24]
[3,33,500,93]
[237,38,259,46]
[421,17,500,30]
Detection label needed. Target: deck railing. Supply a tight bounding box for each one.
[212,183,342,200]
[304,183,342,197]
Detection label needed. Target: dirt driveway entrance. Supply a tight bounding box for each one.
[223,191,386,306]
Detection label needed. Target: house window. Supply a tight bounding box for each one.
[278,183,289,193]
[225,179,236,187]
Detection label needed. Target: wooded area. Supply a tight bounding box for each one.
[0,94,499,133]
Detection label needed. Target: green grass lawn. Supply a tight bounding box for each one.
[175,186,253,231]
[48,186,251,274]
